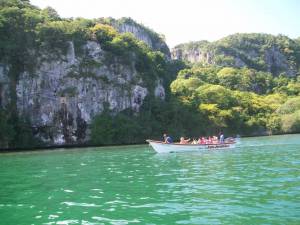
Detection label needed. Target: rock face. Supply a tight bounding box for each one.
[0,41,165,145]
[172,34,300,76]
[117,23,171,59]
[0,64,10,108]
[172,47,213,64]
[101,18,171,59]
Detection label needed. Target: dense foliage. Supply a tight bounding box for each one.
[175,33,300,75]
[90,97,206,145]
[170,65,300,135]
[170,33,300,137]
[95,17,170,57]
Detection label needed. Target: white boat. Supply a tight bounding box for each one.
[146,140,236,153]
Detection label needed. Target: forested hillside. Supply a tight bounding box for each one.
[171,34,300,136]
[172,33,300,76]
[170,66,300,136]
[0,0,299,149]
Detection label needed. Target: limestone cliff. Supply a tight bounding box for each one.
[172,34,300,76]
[97,17,171,59]
[0,41,165,145]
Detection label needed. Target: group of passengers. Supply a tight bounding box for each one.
[163,133,225,144]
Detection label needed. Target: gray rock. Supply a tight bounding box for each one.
[0,64,10,107]
[111,19,171,60]
[172,38,298,76]
[2,40,165,145]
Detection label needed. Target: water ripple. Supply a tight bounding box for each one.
[0,135,300,224]
[92,216,140,224]
[61,202,101,207]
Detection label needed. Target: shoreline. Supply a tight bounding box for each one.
[0,142,147,153]
[0,132,299,153]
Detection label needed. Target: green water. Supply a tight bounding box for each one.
[0,135,300,225]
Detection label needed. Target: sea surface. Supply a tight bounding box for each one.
[0,134,300,225]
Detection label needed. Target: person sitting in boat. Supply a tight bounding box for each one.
[163,133,173,143]
[192,138,197,144]
[197,137,202,144]
[180,137,190,144]
[212,136,218,144]
[208,136,213,144]
[219,132,224,143]
[198,137,205,144]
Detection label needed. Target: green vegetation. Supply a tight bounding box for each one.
[171,33,300,136]
[0,109,15,148]
[95,17,170,57]
[170,65,300,135]
[276,96,300,133]
[0,108,41,148]
[90,97,206,145]
[175,33,300,75]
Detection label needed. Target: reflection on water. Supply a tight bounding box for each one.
[0,135,300,224]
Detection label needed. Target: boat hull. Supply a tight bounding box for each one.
[146,140,235,153]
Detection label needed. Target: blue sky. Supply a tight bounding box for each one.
[30,0,300,47]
